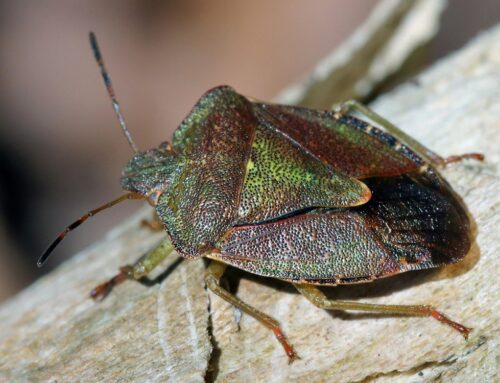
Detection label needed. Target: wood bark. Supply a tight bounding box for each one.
[1,2,498,383]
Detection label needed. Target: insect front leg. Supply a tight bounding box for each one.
[334,100,483,167]
[141,212,164,231]
[295,284,471,339]
[205,261,299,362]
[91,238,174,300]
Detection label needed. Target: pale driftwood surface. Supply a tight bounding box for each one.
[1,20,499,383]
[0,222,212,383]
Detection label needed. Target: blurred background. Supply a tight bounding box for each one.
[0,0,499,302]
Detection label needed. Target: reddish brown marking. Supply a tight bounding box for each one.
[255,104,420,179]
[430,310,472,339]
[272,327,299,363]
[443,153,484,165]
[90,271,129,301]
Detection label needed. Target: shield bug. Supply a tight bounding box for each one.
[39,33,484,362]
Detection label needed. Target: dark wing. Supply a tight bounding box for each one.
[253,102,423,179]
[210,175,470,284]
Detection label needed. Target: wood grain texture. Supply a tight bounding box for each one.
[0,220,212,382]
[1,6,499,383]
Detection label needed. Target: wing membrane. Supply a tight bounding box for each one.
[212,175,470,284]
[254,102,421,179]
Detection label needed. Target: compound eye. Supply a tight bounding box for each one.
[159,141,175,153]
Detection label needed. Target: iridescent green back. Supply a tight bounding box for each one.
[236,124,371,224]
[156,86,378,258]
[156,87,256,258]
[153,86,470,277]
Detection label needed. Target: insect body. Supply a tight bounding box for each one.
[39,33,483,361]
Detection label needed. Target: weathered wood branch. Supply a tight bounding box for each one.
[1,2,498,382]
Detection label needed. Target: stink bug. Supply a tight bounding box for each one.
[39,33,484,362]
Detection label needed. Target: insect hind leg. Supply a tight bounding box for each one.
[334,100,484,168]
[205,261,299,362]
[441,153,484,166]
[295,284,471,339]
[91,238,174,300]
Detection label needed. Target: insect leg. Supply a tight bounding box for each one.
[295,283,471,339]
[205,261,299,362]
[335,100,483,167]
[439,152,485,166]
[91,238,174,300]
[141,212,164,231]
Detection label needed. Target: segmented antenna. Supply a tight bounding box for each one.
[89,32,139,152]
[38,193,142,267]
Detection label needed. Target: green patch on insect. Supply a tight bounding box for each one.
[39,33,484,362]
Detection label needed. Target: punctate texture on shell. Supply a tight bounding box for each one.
[213,175,469,283]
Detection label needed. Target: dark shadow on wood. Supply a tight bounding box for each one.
[137,256,185,286]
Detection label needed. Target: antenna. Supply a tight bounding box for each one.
[38,193,142,267]
[89,32,139,152]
